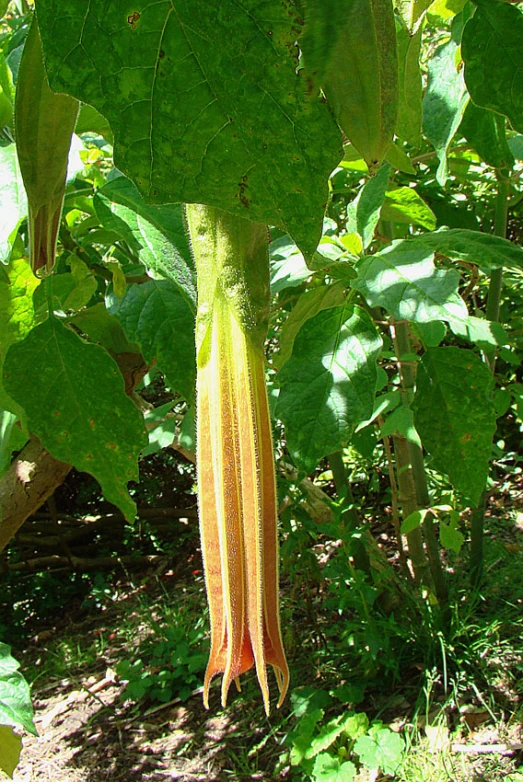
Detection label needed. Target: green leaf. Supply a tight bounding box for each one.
[342,711,370,739]
[401,509,428,535]
[70,302,140,354]
[276,304,382,473]
[449,316,506,349]
[385,141,416,175]
[277,283,346,368]
[93,176,196,306]
[3,318,147,520]
[0,145,27,263]
[75,103,113,143]
[0,724,22,779]
[396,0,432,29]
[403,229,523,271]
[36,1,342,258]
[381,187,436,230]
[0,643,36,736]
[0,258,38,414]
[347,164,390,249]
[412,347,496,504]
[413,320,447,348]
[0,0,8,19]
[305,716,345,759]
[115,279,196,402]
[270,236,311,294]
[459,102,514,170]
[395,21,422,147]
[352,241,468,323]
[381,406,421,448]
[462,0,523,135]
[311,753,356,782]
[439,516,464,553]
[508,135,523,161]
[423,37,469,185]
[0,410,27,477]
[313,0,398,169]
[289,708,325,765]
[354,726,404,776]
[142,401,177,457]
[428,0,466,21]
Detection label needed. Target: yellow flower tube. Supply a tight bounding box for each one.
[186,204,289,715]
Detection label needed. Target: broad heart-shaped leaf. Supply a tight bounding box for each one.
[115,280,195,402]
[0,724,22,779]
[462,0,523,135]
[422,37,469,185]
[0,643,36,735]
[36,1,342,258]
[412,347,496,505]
[351,242,469,324]
[312,753,356,782]
[3,317,147,520]
[354,726,404,776]
[459,102,514,171]
[276,303,382,474]
[0,145,27,263]
[93,176,196,307]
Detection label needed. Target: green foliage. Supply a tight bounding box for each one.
[35,0,342,257]
[3,316,147,519]
[286,688,404,781]
[462,0,523,135]
[276,304,382,473]
[413,347,497,504]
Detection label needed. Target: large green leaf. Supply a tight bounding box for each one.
[36,0,342,258]
[459,102,514,170]
[381,187,436,230]
[0,145,27,263]
[413,347,496,504]
[93,176,196,306]
[115,280,195,402]
[3,318,147,520]
[0,643,36,736]
[402,229,523,270]
[462,0,523,135]
[352,242,468,323]
[422,37,469,185]
[276,303,382,473]
[308,0,398,169]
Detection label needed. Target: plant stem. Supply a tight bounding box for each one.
[470,171,510,587]
[328,451,348,497]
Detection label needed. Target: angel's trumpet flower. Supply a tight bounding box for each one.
[186,205,289,715]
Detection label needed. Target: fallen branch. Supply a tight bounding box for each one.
[5,553,164,573]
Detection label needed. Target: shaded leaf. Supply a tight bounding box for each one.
[390,229,523,271]
[423,37,469,185]
[462,0,523,135]
[93,176,196,306]
[412,347,496,504]
[116,280,195,402]
[3,318,147,520]
[459,102,514,170]
[277,283,346,368]
[70,302,139,354]
[276,304,382,473]
[395,22,422,146]
[36,0,342,258]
